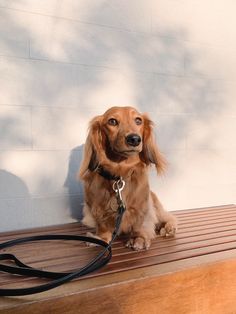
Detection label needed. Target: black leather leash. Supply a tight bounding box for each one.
[0,178,126,297]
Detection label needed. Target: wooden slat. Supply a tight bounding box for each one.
[171,203,236,214]
[1,204,236,314]
[177,209,236,221]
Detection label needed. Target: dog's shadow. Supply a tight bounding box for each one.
[64,145,84,221]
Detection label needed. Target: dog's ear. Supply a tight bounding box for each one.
[140,114,167,174]
[79,115,105,179]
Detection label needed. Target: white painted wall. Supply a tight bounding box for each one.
[0,1,236,231]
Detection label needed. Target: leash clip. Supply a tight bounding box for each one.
[112,177,125,208]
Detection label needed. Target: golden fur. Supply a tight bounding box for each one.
[79,106,177,250]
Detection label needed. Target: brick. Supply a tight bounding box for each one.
[0,56,81,107]
[0,8,29,58]
[186,116,236,150]
[184,183,236,210]
[0,197,31,231]
[0,0,59,16]
[0,149,84,199]
[150,114,188,151]
[32,107,85,149]
[184,43,236,80]
[0,105,31,149]
[31,195,75,227]
[0,0,151,33]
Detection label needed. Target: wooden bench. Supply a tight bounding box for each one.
[1,204,236,314]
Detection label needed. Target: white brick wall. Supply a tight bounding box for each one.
[0,1,236,231]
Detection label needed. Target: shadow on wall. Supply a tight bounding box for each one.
[64,145,84,220]
[0,169,31,230]
[0,169,29,198]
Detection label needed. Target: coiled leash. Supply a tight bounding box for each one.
[0,178,126,297]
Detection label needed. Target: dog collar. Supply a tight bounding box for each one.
[95,166,120,181]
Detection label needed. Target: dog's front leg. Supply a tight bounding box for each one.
[96,224,113,244]
[86,223,112,246]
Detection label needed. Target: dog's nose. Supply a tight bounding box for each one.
[126,134,141,147]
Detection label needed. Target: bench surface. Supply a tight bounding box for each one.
[1,204,236,313]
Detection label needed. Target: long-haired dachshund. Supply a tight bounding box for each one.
[79,106,177,250]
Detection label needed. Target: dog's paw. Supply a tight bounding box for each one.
[160,221,177,237]
[126,237,151,251]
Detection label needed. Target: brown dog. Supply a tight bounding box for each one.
[79,106,177,250]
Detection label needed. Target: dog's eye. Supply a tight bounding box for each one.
[108,118,118,126]
[135,117,142,125]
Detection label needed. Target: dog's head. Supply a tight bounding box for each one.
[79,106,166,179]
